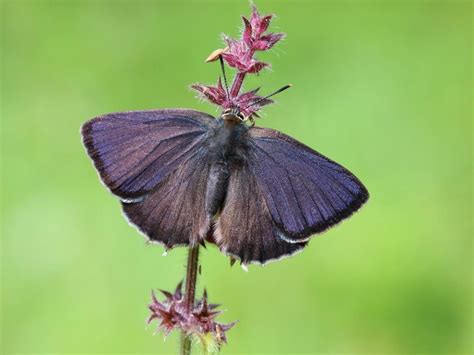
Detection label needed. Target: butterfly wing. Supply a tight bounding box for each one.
[214,125,368,264]
[81,109,214,200]
[247,127,369,243]
[122,146,214,248]
[82,109,216,247]
[214,160,306,265]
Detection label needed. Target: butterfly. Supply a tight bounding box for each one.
[81,104,369,265]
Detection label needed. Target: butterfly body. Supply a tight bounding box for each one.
[200,116,247,220]
[82,109,368,264]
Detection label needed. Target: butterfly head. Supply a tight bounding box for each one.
[221,107,245,123]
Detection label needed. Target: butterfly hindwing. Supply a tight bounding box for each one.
[247,127,369,242]
[215,160,306,264]
[122,147,213,247]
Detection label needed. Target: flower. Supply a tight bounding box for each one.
[232,87,273,117]
[191,78,228,107]
[242,6,285,51]
[221,37,269,74]
[191,4,284,118]
[192,80,273,118]
[147,281,236,347]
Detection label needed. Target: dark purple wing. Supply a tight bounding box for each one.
[215,161,306,265]
[247,127,369,243]
[122,147,213,248]
[81,109,214,200]
[81,109,216,247]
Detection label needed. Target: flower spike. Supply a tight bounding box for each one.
[192,4,286,118]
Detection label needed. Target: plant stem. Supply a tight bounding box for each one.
[180,244,200,355]
[230,72,246,97]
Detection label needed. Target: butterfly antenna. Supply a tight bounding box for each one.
[244,84,292,110]
[219,55,230,100]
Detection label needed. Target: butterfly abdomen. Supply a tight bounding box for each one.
[205,162,230,217]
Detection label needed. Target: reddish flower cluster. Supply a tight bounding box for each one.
[147,282,235,346]
[192,5,284,118]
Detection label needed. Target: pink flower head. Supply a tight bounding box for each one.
[242,6,285,51]
[221,37,269,74]
[191,78,227,107]
[191,4,285,118]
[147,281,236,345]
[192,80,273,118]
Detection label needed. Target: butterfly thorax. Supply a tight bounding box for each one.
[206,116,249,161]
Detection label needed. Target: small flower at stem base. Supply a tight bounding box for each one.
[147,282,236,348]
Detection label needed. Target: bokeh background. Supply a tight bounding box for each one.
[1,0,472,354]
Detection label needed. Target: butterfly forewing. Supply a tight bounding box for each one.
[81,109,215,200]
[247,127,369,242]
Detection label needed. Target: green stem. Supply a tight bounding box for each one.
[180,245,200,355]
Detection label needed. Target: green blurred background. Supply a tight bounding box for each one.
[1,0,472,354]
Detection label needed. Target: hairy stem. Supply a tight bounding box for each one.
[180,245,200,355]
